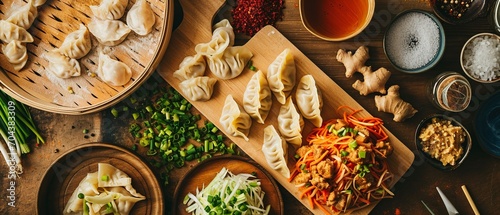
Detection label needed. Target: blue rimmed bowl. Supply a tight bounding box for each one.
[474,92,500,158]
[383,9,446,74]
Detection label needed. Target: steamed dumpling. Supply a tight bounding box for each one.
[219,95,252,141]
[88,19,131,46]
[212,19,235,47]
[63,172,99,214]
[126,0,155,36]
[223,46,253,79]
[44,50,81,79]
[195,25,232,59]
[0,20,34,43]
[296,75,323,127]
[267,48,296,104]
[262,125,290,178]
[97,163,132,187]
[6,0,37,30]
[57,24,92,59]
[90,0,129,20]
[97,52,132,86]
[173,54,206,81]
[2,40,28,71]
[243,70,272,124]
[278,97,304,149]
[179,76,217,101]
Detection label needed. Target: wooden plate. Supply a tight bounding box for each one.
[0,0,173,115]
[173,155,284,215]
[36,143,163,215]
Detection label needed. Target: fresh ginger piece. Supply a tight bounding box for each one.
[336,46,369,78]
[375,85,418,122]
[353,66,391,95]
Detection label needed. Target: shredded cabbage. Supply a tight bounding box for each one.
[183,167,271,215]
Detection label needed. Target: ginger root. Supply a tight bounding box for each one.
[375,85,417,122]
[353,66,391,96]
[336,46,369,78]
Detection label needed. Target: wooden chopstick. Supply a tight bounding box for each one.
[461,185,480,215]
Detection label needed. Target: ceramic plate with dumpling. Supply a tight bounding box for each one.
[37,143,163,215]
[0,0,173,115]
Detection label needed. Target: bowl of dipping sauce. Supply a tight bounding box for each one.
[431,0,486,25]
[383,9,446,74]
[415,114,472,171]
[428,71,472,112]
[460,33,500,83]
[299,0,375,41]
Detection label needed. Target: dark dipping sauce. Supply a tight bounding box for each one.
[302,0,369,38]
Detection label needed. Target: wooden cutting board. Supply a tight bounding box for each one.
[157,0,414,214]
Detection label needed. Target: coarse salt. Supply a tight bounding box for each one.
[385,12,440,70]
[462,35,500,81]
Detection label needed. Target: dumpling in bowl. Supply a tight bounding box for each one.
[267,48,296,104]
[243,70,272,124]
[97,52,132,86]
[278,97,304,149]
[57,24,92,59]
[262,125,290,178]
[2,40,28,71]
[296,74,323,127]
[126,0,155,36]
[6,0,37,30]
[97,163,132,187]
[219,94,252,141]
[90,0,129,20]
[179,76,217,102]
[88,19,131,46]
[44,50,81,79]
[63,172,99,214]
[173,54,206,81]
[0,20,34,43]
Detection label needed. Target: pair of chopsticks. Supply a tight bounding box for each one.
[421,185,480,215]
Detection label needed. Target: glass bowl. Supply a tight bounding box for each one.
[431,0,487,25]
[383,9,446,74]
[415,114,472,171]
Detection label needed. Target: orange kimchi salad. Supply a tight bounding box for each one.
[288,106,395,214]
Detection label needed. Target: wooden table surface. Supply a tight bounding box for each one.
[1,0,500,214]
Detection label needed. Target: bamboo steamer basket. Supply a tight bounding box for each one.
[0,0,174,115]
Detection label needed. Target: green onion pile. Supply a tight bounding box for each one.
[120,83,237,185]
[183,167,270,215]
[0,91,44,174]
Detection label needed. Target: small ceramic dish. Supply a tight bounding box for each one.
[415,114,472,171]
[383,9,445,74]
[299,0,375,41]
[431,0,486,25]
[460,33,500,83]
[474,92,500,158]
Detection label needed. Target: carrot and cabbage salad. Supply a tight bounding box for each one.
[288,106,394,214]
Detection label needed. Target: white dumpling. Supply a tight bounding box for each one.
[2,40,28,71]
[212,19,234,47]
[173,54,206,81]
[243,70,272,124]
[206,56,230,79]
[57,24,92,59]
[44,50,81,79]
[88,19,130,46]
[223,46,253,79]
[219,95,252,141]
[126,0,155,36]
[6,0,37,30]
[97,163,132,187]
[97,52,132,86]
[115,195,146,215]
[195,26,232,59]
[90,0,129,20]
[262,125,290,178]
[267,48,296,104]
[278,96,304,149]
[0,20,34,43]
[63,172,99,214]
[296,75,323,127]
[179,76,217,101]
